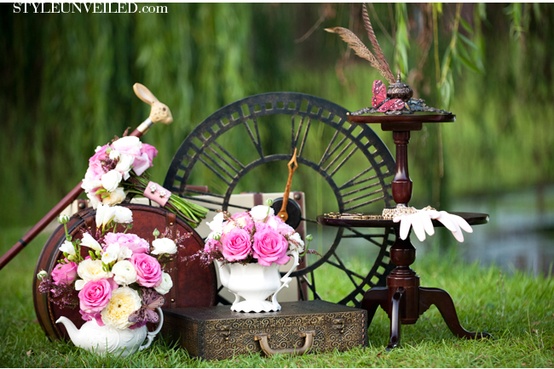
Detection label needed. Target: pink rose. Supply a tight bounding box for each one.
[131,253,162,287]
[104,232,149,254]
[252,224,290,266]
[51,261,78,285]
[78,278,114,314]
[221,228,252,262]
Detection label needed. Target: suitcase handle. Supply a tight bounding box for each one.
[254,330,315,356]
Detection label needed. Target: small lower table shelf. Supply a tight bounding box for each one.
[318,211,491,349]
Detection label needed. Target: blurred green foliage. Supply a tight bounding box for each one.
[1,3,553,228]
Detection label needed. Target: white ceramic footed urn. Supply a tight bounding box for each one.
[216,250,299,313]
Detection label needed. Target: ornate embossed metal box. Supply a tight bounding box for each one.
[161,300,367,360]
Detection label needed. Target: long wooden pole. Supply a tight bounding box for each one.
[0,84,172,270]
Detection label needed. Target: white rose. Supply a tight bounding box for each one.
[100,170,122,192]
[101,287,142,329]
[151,238,177,255]
[59,240,76,255]
[250,205,274,222]
[112,260,137,285]
[76,259,111,289]
[154,272,173,295]
[80,232,102,252]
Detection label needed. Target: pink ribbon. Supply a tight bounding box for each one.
[143,181,170,207]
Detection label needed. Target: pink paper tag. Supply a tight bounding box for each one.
[144,181,170,207]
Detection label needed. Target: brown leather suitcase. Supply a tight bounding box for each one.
[161,300,367,360]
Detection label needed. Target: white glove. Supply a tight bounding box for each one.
[392,207,472,243]
[429,210,473,242]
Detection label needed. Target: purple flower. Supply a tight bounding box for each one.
[221,227,252,262]
[131,253,162,287]
[252,223,290,266]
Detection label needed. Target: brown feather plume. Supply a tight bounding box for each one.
[361,4,395,83]
[326,3,396,83]
[325,27,389,79]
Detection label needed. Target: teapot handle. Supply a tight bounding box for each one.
[139,307,164,352]
[271,250,299,306]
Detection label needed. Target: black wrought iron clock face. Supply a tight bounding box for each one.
[164,92,396,307]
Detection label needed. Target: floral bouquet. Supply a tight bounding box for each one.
[80,135,207,227]
[37,205,188,330]
[199,203,310,266]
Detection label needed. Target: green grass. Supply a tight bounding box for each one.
[1,228,553,367]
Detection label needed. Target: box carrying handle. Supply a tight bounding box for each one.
[254,330,315,356]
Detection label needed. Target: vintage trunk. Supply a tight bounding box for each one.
[161,300,367,360]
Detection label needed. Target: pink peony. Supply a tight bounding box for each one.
[203,237,222,254]
[111,136,142,158]
[252,223,290,266]
[85,144,110,180]
[131,253,162,287]
[104,232,149,254]
[221,228,252,262]
[51,261,78,285]
[78,278,115,314]
[230,212,255,233]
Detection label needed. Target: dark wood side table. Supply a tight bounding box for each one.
[319,112,491,349]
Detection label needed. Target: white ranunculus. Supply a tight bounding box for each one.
[112,260,137,285]
[77,258,111,285]
[100,170,122,192]
[113,205,133,224]
[151,238,177,255]
[154,272,173,295]
[59,240,76,255]
[80,232,102,252]
[250,205,274,222]
[102,187,126,206]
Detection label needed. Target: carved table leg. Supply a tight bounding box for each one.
[387,287,405,350]
[361,287,388,326]
[419,287,491,339]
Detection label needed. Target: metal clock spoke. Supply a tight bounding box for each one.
[164,92,396,307]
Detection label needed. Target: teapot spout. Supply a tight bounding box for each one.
[56,316,81,344]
